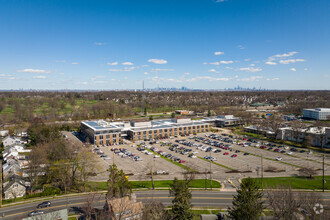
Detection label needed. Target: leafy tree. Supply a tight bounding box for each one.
[228,177,264,220]
[207,110,211,117]
[169,177,193,220]
[171,112,176,118]
[106,164,132,199]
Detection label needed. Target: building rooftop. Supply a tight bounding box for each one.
[82,120,122,131]
[304,108,330,112]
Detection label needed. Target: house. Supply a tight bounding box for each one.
[2,136,25,147]
[3,179,26,200]
[105,194,144,219]
[0,130,9,137]
[3,162,23,180]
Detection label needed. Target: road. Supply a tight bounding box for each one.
[0,191,329,219]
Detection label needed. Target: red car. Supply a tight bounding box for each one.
[223,152,229,155]
[179,160,186,163]
[231,154,237,158]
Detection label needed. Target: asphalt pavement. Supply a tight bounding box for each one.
[0,191,330,220]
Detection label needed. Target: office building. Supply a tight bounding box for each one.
[303,108,330,120]
[81,118,210,145]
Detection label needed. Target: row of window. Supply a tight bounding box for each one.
[134,126,208,136]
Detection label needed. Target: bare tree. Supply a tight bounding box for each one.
[299,167,318,179]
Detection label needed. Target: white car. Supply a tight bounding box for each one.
[287,151,293,155]
[276,157,282,161]
[307,151,313,155]
[154,155,160,158]
[190,155,197,158]
[284,147,289,150]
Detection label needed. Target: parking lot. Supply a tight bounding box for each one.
[71,129,329,184]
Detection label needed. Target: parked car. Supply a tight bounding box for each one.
[154,155,160,158]
[276,157,282,161]
[287,151,293,155]
[28,211,44,217]
[243,153,249,156]
[231,154,237,158]
[223,152,229,155]
[37,201,51,208]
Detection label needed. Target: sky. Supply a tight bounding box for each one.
[0,0,329,90]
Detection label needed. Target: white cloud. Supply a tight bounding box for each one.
[71,62,79,65]
[265,61,277,65]
[216,0,226,2]
[304,68,308,71]
[144,72,150,75]
[272,78,279,80]
[214,51,224,55]
[148,59,168,64]
[208,69,221,73]
[17,69,51,74]
[237,45,245,50]
[33,75,47,79]
[76,81,88,85]
[237,76,263,82]
[239,67,262,72]
[150,68,174,73]
[108,66,139,72]
[55,60,66,63]
[279,59,305,64]
[290,68,297,71]
[225,67,233,70]
[184,72,190,75]
[250,64,255,67]
[122,62,134,65]
[93,81,106,84]
[0,74,12,77]
[244,58,251,62]
[186,76,230,82]
[107,62,118,66]
[268,51,300,62]
[273,51,298,58]
[94,42,107,46]
[207,60,233,65]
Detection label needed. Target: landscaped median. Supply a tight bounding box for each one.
[248,176,330,190]
[144,147,196,172]
[88,179,221,191]
[197,156,234,170]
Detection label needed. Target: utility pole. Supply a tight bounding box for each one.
[0,162,2,208]
[321,134,325,192]
[261,154,264,191]
[210,151,212,190]
[151,158,155,190]
[205,168,207,190]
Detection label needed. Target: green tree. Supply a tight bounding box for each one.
[106,164,132,199]
[228,177,264,220]
[207,110,211,117]
[149,115,153,121]
[169,177,193,220]
[171,112,176,118]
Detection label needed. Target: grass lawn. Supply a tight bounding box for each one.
[88,179,221,191]
[250,176,330,190]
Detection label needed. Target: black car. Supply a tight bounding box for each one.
[243,153,249,156]
[37,201,51,208]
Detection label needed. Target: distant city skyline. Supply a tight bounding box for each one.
[0,0,329,90]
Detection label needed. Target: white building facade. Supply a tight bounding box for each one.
[303,108,330,120]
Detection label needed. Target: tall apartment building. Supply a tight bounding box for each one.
[303,108,330,120]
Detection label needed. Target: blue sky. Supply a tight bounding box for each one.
[0,0,329,90]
